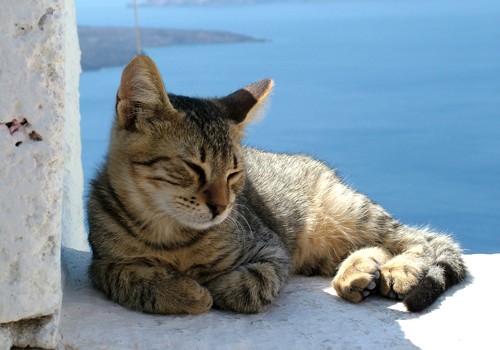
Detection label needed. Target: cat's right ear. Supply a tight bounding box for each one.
[116,55,177,132]
[221,78,274,126]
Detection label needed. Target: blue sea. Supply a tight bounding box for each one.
[76,0,500,253]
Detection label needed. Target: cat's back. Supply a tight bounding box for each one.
[241,147,341,243]
[242,147,339,194]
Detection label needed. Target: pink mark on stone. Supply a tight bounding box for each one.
[2,117,42,146]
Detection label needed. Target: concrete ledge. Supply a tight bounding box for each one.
[59,250,499,349]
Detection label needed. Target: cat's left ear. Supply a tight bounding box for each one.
[116,55,177,132]
[220,78,274,126]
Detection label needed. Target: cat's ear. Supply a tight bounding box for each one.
[116,55,177,131]
[221,78,274,125]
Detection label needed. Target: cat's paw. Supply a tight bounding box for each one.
[379,257,424,300]
[332,247,392,303]
[180,282,214,314]
[333,256,381,303]
[206,261,288,313]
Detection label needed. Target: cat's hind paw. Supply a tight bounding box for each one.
[378,256,424,301]
[333,259,384,302]
[332,247,391,303]
[333,264,381,303]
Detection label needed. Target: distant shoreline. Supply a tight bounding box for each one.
[78,26,265,71]
[138,0,306,6]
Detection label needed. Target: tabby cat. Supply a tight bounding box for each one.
[87,55,466,314]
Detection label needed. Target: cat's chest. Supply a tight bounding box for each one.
[149,228,241,283]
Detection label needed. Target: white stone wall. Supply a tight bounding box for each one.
[0,0,83,348]
[62,0,87,252]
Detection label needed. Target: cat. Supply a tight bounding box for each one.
[87,55,466,315]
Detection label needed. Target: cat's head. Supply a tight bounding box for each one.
[108,55,273,231]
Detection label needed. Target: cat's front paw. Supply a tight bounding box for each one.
[379,257,424,300]
[179,281,214,314]
[206,261,288,313]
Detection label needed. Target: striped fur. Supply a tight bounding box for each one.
[87,55,466,314]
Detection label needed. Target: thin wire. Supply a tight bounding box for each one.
[133,0,142,55]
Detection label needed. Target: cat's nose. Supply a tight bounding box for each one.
[203,181,229,218]
[207,203,227,218]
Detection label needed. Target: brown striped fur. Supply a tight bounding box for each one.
[87,55,466,314]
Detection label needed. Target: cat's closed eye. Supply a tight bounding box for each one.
[227,170,243,182]
[184,161,207,185]
[144,176,178,185]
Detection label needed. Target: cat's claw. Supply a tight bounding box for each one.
[367,280,377,290]
[361,274,379,298]
[350,273,380,300]
[386,290,405,300]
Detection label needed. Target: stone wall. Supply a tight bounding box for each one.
[0,0,83,348]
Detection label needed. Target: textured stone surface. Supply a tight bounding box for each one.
[0,0,82,348]
[61,0,87,252]
[59,252,498,349]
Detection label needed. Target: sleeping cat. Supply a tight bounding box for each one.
[87,55,466,314]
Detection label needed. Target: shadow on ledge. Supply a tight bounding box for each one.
[60,247,490,349]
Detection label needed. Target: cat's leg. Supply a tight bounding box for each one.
[333,225,465,311]
[89,257,213,314]
[332,247,392,302]
[378,232,432,301]
[378,227,466,311]
[332,243,431,304]
[204,241,290,313]
[323,179,465,310]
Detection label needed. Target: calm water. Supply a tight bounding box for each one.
[77,0,500,253]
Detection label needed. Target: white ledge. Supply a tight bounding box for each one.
[59,251,499,349]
